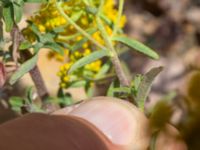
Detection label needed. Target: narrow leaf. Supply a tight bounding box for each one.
[95,61,111,79]
[40,33,54,43]
[107,81,115,97]
[9,96,23,107]
[13,3,23,23]
[112,36,159,59]
[70,80,87,88]
[33,42,43,53]
[69,50,109,73]
[43,42,64,55]
[71,37,88,51]
[135,66,163,110]
[9,54,38,85]
[107,79,120,97]
[19,40,32,50]
[3,5,14,32]
[71,11,83,22]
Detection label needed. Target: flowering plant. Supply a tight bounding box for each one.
[0,0,160,112]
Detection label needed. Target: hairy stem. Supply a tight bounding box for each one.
[96,17,130,87]
[29,66,49,100]
[11,25,21,65]
[21,51,49,100]
[11,25,49,101]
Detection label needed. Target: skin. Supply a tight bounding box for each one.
[0,96,187,150]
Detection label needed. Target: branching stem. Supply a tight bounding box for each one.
[96,10,130,87]
[56,2,106,50]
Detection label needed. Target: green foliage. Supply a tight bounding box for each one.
[112,36,159,60]
[1,0,163,118]
[9,54,38,85]
[69,50,110,73]
[2,4,14,32]
[19,40,32,50]
[135,67,163,110]
[9,87,44,113]
[1,0,48,32]
[28,22,64,54]
[57,88,73,107]
[9,96,24,112]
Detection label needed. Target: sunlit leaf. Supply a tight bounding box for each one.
[19,40,32,50]
[70,80,87,88]
[9,96,23,107]
[9,96,24,112]
[13,2,23,23]
[71,11,83,22]
[69,50,110,73]
[3,5,14,32]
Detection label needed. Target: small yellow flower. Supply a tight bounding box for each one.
[82,42,89,49]
[60,82,66,88]
[63,76,70,82]
[83,48,91,56]
[76,36,83,41]
[38,24,46,32]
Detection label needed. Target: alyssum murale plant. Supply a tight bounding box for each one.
[23,0,126,89]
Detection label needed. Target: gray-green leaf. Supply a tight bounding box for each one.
[3,5,14,32]
[9,54,38,85]
[69,50,110,74]
[43,42,64,55]
[135,66,163,110]
[112,36,159,59]
[13,2,23,23]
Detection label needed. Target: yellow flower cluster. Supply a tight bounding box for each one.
[24,0,126,89]
[57,48,102,88]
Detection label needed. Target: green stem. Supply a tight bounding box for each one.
[56,2,106,50]
[112,0,124,36]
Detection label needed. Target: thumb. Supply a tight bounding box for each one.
[53,96,150,150]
